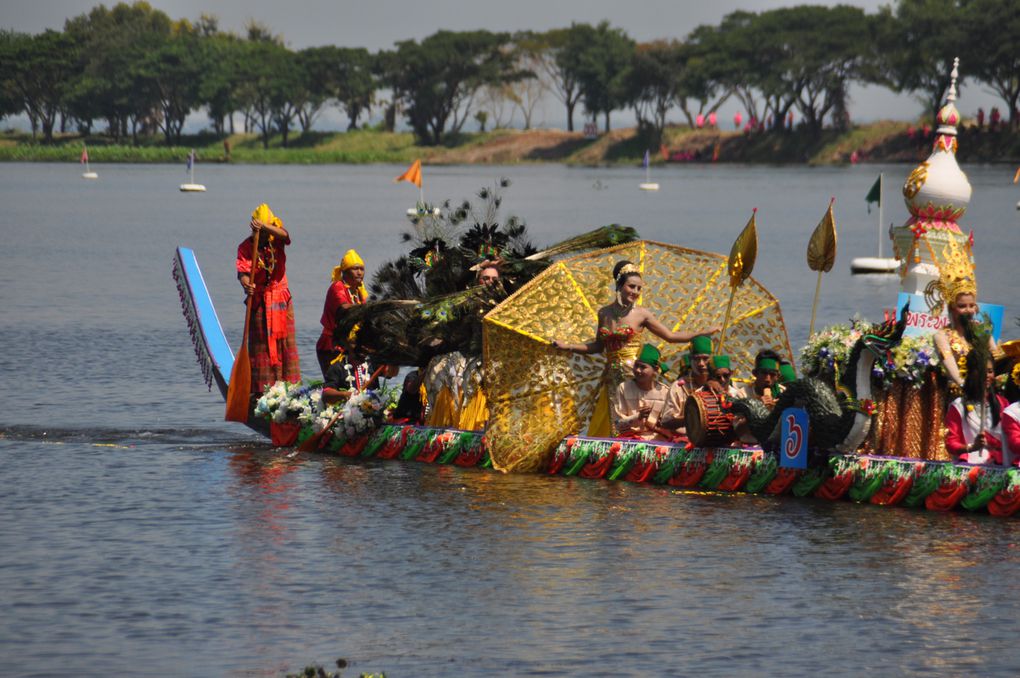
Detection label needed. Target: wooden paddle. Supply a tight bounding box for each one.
[296,364,389,452]
[225,226,261,422]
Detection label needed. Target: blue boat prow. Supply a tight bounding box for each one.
[173,246,234,397]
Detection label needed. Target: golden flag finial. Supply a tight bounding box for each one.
[807,197,838,272]
[728,207,758,288]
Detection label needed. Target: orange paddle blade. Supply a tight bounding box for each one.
[225,342,251,422]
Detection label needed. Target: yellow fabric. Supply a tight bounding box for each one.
[251,203,282,229]
[339,249,364,271]
[587,384,612,437]
[457,388,489,431]
[426,385,457,428]
[331,249,369,302]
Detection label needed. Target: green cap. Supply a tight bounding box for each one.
[636,343,668,374]
[779,361,797,383]
[690,335,713,356]
[755,357,779,372]
[712,355,731,370]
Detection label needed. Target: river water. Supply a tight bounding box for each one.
[2,161,1019,676]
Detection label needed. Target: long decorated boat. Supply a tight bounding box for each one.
[173,242,1020,517]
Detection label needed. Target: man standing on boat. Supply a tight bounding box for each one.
[236,204,301,396]
[316,249,368,378]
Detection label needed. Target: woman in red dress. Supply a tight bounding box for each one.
[236,203,301,395]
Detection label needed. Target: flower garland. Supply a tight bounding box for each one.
[801,318,940,390]
[800,318,864,378]
[254,379,399,442]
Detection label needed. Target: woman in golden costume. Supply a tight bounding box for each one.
[551,260,719,436]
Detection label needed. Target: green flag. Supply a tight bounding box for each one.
[865,175,881,213]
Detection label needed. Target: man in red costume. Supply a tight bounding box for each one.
[316,249,368,378]
[236,203,301,395]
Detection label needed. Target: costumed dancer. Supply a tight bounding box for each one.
[929,246,1001,396]
[236,203,300,395]
[944,350,1007,464]
[316,249,368,380]
[611,344,672,441]
[551,260,720,437]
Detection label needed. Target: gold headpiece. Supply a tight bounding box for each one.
[615,263,640,281]
[924,238,976,315]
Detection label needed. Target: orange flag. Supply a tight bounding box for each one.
[395,159,422,187]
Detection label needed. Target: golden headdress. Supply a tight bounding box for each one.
[614,263,640,282]
[924,238,976,315]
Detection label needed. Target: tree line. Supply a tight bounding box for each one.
[1,0,1017,147]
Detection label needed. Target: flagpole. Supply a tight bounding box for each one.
[877,172,883,259]
[809,270,823,338]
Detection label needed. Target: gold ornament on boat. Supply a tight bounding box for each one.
[482,240,792,473]
[903,162,929,200]
[806,201,837,272]
[923,238,977,316]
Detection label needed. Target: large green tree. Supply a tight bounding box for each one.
[0,30,79,141]
[564,22,635,132]
[627,40,685,139]
[388,30,517,145]
[64,2,172,142]
[334,47,376,130]
[961,0,1020,128]
[869,0,967,122]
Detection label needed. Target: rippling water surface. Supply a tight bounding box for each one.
[2,161,1019,676]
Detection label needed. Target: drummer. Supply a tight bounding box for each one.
[611,343,672,441]
[661,335,714,439]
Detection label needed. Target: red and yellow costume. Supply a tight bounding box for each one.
[236,204,300,394]
[316,249,369,378]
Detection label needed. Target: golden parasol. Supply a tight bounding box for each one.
[482,240,793,473]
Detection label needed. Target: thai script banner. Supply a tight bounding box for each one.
[896,292,1004,342]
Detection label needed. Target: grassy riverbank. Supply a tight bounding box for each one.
[2,122,1018,166]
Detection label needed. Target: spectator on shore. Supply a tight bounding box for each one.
[696,113,705,129]
[976,108,985,129]
[787,111,794,129]
[734,112,743,130]
[990,107,1001,130]
[708,111,717,128]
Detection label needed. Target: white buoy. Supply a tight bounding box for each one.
[639,150,659,191]
[81,144,97,179]
[406,206,441,217]
[180,149,205,192]
[850,256,900,274]
[852,172,899,275]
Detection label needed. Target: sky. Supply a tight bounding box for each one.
[1,0,999,132]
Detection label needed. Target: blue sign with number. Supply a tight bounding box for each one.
[780,407,809,469]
